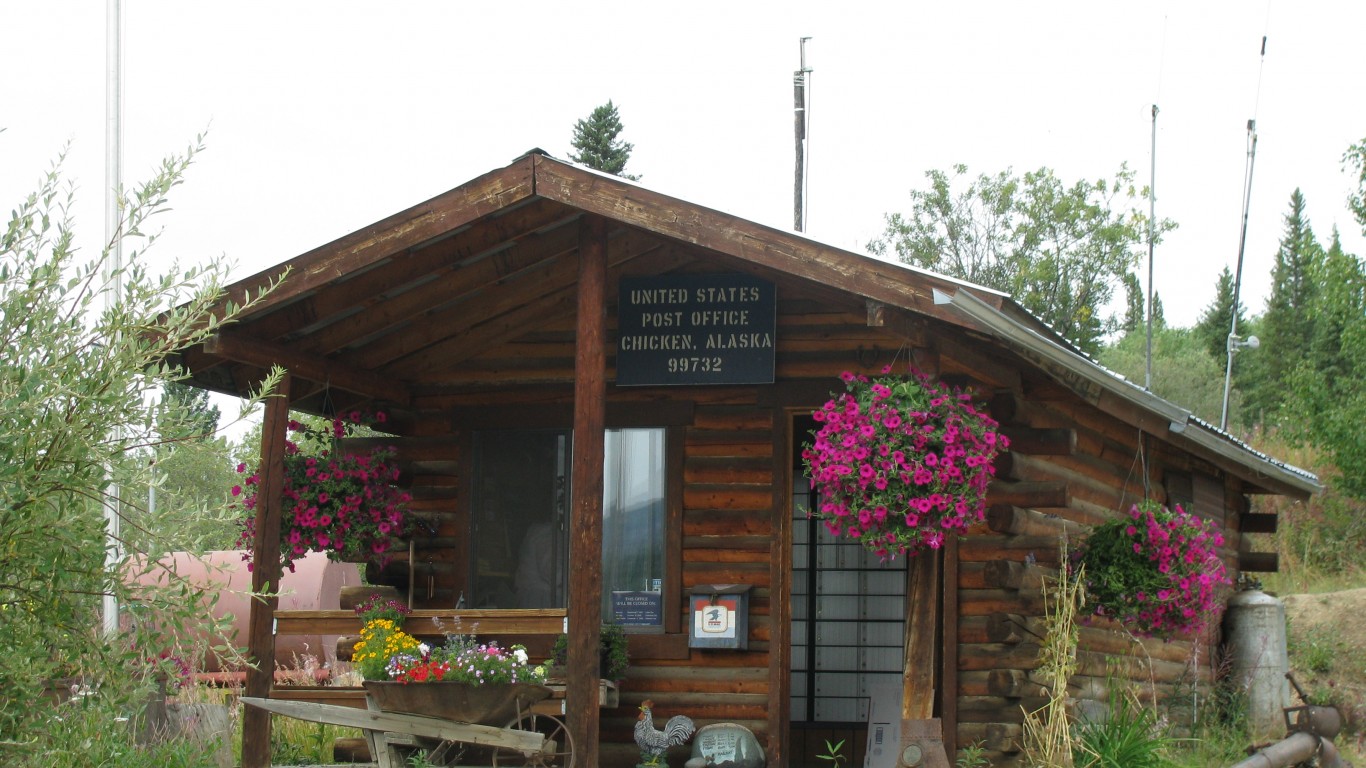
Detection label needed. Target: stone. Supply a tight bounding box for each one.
[689,722,765,768]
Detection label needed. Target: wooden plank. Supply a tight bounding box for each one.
[274,608,567,636]
[1240,512,1278,534]
[243,377,291,768]
[240,697,546,752]
[567,214,608,768]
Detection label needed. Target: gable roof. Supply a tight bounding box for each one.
[180,150,1318,499]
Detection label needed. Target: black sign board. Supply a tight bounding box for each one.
[616,274,776,386]
[611,591,663,627]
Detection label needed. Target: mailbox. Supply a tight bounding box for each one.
[688,584,752,650]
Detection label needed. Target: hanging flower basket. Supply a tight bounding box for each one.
[234,411,412,572]
[1074,501,1232,639]
[801,368,1008,558]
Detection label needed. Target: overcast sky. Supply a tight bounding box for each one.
[4,1,1363,337]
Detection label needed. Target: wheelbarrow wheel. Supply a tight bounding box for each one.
[491,712,575,767]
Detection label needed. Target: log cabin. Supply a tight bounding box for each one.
[175,149,1318,767]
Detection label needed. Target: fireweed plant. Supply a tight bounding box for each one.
[1075,501,1232,638]
[234,411,412,571]
[801,368,1008,558]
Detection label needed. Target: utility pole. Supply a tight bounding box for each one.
[102,0,124,639]
[793,37,812,232]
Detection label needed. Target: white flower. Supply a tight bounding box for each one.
[418,643,431,656]
[513,648,528,664]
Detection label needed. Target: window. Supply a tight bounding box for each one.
[470,428,667,626]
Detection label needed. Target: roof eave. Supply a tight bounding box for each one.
[933,287,1320,498]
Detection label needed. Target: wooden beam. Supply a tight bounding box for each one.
[243,199,578,344]
[903,551,940,720]
[1240,513,1278,534]
[374,231,677,377]
[1239,551,1279,573]
[203,332,411,406]
[242,373,291,768]
[531,154,999,323]
[567,215,608,768]
[941,535,960,758]
[211,157,536,323]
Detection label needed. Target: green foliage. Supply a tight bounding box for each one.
[568,100,640,180]
[1073,686,1174,768]
[955,740,989,767]
[1097,327,1229,425]
[0,137,280,753]
[871,163,1174,354]
[816,738,847,765]
[551,620,630,681]
[1346,136,1366,234]
[1289,619,1337,675]
[1245,189,1323,425]
[8,688,228,768]
[1192,266,1244,363]
[1251,435,1366,591]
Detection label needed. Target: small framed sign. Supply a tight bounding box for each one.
[616,274,776,386]
[610,591,663,627]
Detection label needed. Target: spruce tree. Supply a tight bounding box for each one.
[1193,266,1244,362]
[568,100,639,180]
[1251,189,1322,422]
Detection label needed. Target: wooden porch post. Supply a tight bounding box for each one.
[903,548,951,766]
[568,216,607,766]
[242,373,291,768]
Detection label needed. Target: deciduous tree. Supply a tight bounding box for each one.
[0,138,279,748]
[870,164,1172,354]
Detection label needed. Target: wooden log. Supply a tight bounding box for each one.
[998,426,1076,456]
[959,669,1044,699]
[986,480,1069,508]
[1240,551,1279,572]
[986,505,1084,537]
[332,737,370,762]
[996,452,1127,512]
[957,589,1046,617]
[987,613,1029,644]
[981,560,1049,591]
[1240,512,1278,534]
[958,535,1065,565]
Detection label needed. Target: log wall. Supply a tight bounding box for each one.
[339,275,1250,767]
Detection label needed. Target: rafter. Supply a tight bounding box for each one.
[202,332,412,406]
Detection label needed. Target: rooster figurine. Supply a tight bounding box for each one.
[635,699,696,765]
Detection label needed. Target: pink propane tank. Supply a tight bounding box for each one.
[131,550,361,673]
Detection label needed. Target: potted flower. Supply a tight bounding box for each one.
[233,411,411,572]
[1074,501,1232,638]
[802,368,1008,558]
[355,626,551,725]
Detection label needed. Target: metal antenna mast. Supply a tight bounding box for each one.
[1145,104,1158,390]
[793,37,812,232]
[1220,35,1268,431]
